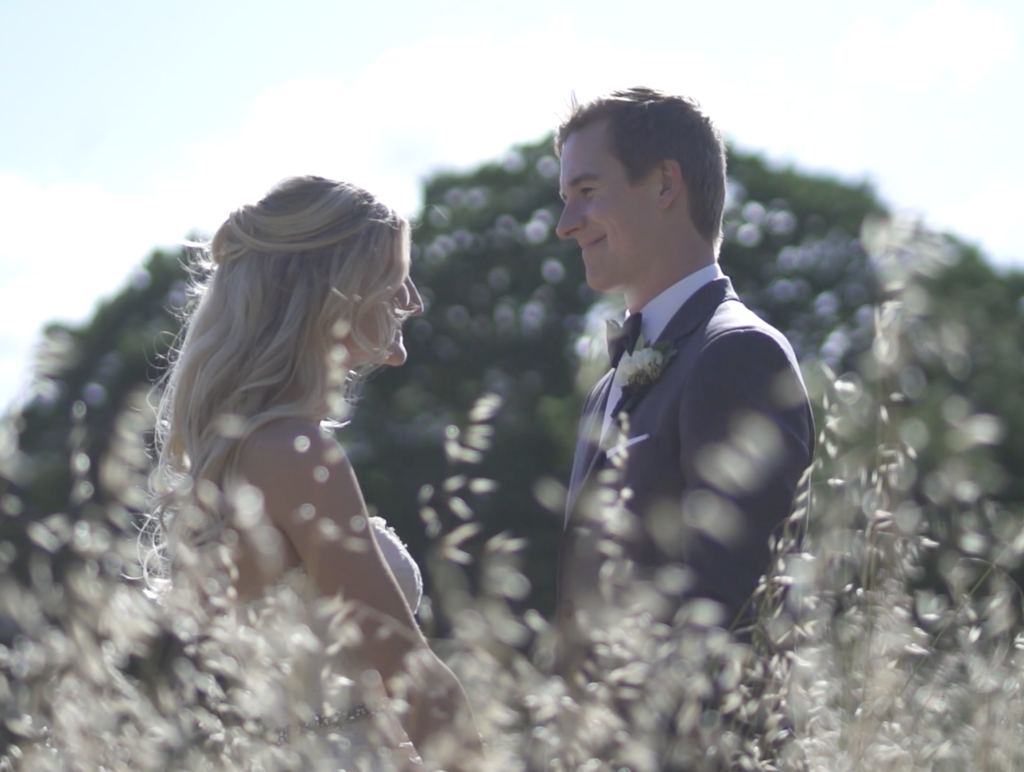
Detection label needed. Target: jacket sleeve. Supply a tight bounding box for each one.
[675,327,814,628]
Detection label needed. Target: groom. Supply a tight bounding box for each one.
[552,87,815,734]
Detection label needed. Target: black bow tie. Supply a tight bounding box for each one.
[607,312,643,368]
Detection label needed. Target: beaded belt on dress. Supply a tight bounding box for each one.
[256,704,377,745]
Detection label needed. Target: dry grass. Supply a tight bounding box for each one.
[2,217,1022,771]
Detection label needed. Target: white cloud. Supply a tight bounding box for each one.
[835,0,1016,92]
[159,24,720,223]
[1,23,722,412]
[2,15,1023,412]
[0,174,183,411]
[928,175,1024,269]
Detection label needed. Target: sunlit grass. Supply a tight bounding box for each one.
[2,218,1023,770]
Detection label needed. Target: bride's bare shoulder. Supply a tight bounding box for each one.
[236,418,350,481]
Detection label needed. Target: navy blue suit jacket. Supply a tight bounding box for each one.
[556,277,814,680]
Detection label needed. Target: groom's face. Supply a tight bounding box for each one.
[556,120,662,297]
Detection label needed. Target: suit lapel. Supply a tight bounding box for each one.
[566,277,739,525]
[565,371,614,526]
[609,277,738,421]
[659,276,737,343]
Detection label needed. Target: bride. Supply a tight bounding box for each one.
[149,176,482,771]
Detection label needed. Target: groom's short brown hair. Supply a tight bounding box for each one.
[555,87,727,249]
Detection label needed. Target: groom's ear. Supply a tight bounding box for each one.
[655,159,685,210]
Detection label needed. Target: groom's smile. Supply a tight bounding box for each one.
[556,118,664,302]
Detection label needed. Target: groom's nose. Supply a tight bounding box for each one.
[556,202,583,241]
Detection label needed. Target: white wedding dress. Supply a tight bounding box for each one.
[216,517,425,771]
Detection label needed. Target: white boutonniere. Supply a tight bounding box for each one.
[613,335,676,390]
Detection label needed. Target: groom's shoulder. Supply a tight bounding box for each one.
[708,293,765,329]
[697,297,801,372]
[708,296,790,344]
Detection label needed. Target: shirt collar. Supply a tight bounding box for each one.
[629,263,724,344]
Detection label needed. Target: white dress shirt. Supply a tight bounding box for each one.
[602,263,725,441]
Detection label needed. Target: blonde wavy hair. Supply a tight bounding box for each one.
[147,176,411,575]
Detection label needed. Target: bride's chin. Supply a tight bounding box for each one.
[384,347,408,366]
[384,336,408,366]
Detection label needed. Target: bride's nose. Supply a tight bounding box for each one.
[405,278,424,317]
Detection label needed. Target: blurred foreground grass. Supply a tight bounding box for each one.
[2,217,1023,770]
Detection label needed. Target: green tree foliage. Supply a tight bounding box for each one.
[4,135,1022,620]
[723,152,883,366]
[910,247,1024,504]
[870,235,1024,598]
[349,138,887,615]
[1,250,184,586]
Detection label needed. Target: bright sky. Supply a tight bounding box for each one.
[1,0,1021,412]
